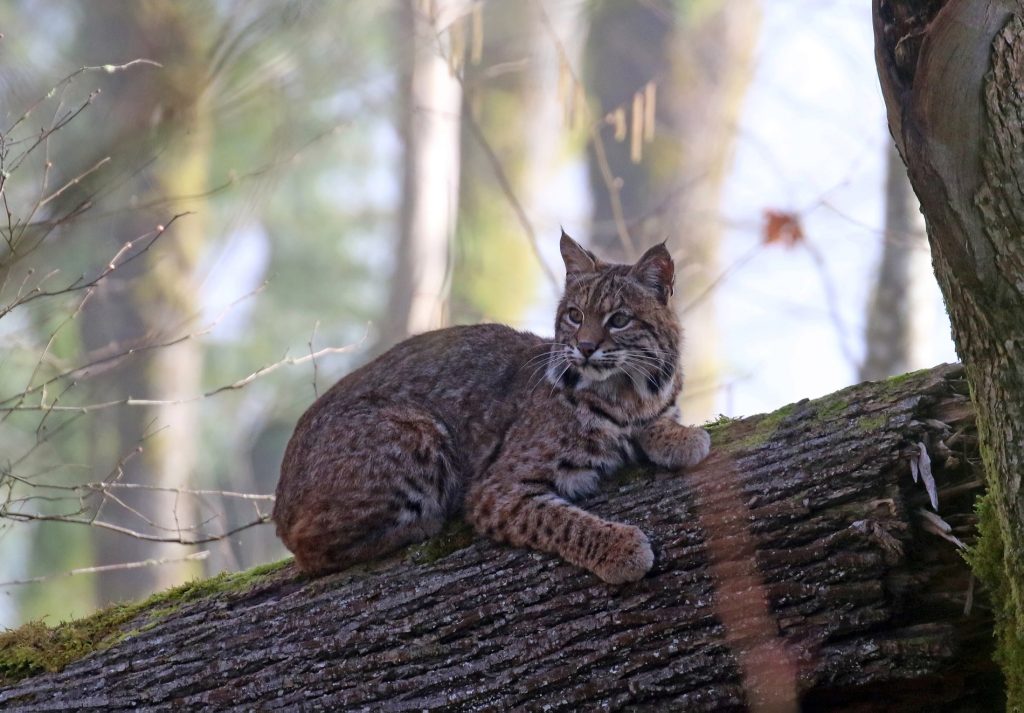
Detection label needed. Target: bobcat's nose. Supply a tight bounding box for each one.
[577,341,598,359]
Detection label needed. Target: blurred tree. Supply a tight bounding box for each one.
[860,143,932,381]
[583,0,759,422]
[451,0,565,326]
[68,0,215,605]
[378,0,463,348]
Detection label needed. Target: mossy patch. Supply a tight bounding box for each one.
[720,402,797,452]
[877,366,936,389]
[703,414,739,447]
[0,557,292,685]
[703,413,739,430]
[711,378,899,454]
[856,413,888,432]
[815,397,848,422]
[966,491,1023,707]
[406,520,475,564]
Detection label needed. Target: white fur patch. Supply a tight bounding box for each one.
[555,469,601,500]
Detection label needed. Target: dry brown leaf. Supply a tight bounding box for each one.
[762,210,805,247]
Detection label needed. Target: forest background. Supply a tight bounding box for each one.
[0,0,958,627]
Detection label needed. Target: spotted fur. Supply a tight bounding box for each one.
[274,232,710,583]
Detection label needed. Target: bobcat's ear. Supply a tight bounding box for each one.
[560,229,598,278]
[630,242,675,304]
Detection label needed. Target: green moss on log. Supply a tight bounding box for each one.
[406,520,475,564]
[967,491,1023,705]
[874,366,935,389]
[714,371,917,455]
[0,557,292,685]
[856,413,888,432]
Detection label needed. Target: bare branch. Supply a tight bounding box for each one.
[3,509,272,546]
[0,550,208,588]
[83,483,275,502]
[0,344,360,414]
[309,320,321,398]
[2,59,161,139]
[0,212,189,320]
[37,156,111,208]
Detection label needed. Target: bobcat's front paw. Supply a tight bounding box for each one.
[678,426,711,468]
[591,525,654,584]
[638,420,711,470]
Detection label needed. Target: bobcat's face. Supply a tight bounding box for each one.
[550,233,681,399]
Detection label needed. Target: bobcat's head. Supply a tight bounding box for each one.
[548,231,681,402]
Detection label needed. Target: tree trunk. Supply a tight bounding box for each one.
[859,142,933,381]
[378,0,464,350]
[873,1,1024,705]
[72,0,212,606]
[450,0,547,325]
[0,364,1000,710]
[140,7,212,592]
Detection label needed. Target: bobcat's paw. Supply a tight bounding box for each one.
[592,525,654,584]
[679,426,711,468]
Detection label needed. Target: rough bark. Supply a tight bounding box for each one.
[873,1,1024,703]
[0,364,999,711]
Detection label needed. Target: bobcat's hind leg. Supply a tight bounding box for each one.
[275,404,461,575]
[284,501,445,576]
[465,476,653,584]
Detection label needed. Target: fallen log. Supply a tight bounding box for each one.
[0,363,1001,711]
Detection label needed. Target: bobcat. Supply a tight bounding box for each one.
[273,232,710,584]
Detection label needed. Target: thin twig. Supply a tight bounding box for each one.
[0,212,189,320]
[802,239,860,371]
[4,510,272,545]
[682,243,764,315]
[11,477,275,502]
[1,345,357,413]
[0,551,208,587]
[0,262,261,409]
[309,320,321,398]
[37,156,111,208]
[85,483,275,501]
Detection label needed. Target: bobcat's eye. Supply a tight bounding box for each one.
[608,312,631,329]
[566,307,584,325]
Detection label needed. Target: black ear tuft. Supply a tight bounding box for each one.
[560,230,598,278]
[630,242,675,304]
